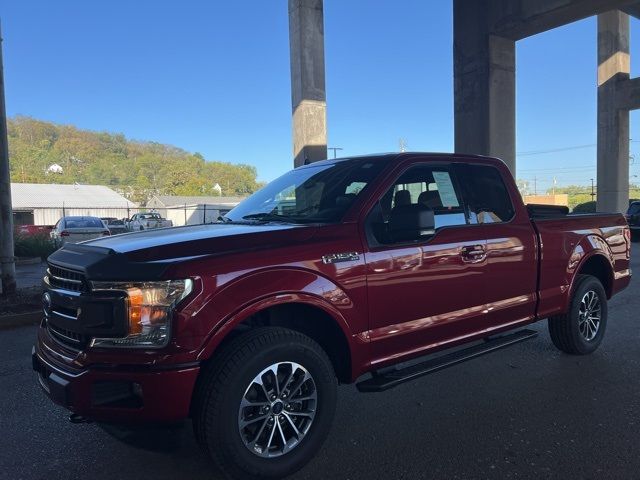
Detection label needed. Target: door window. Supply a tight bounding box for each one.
[368,165,468,245]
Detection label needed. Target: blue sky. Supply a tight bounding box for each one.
[2,0,640,190]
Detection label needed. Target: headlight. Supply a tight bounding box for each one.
[89,279,193,348]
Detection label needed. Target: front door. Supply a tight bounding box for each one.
[364,162,490,367]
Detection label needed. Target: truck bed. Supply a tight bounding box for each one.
[531,212,631,319]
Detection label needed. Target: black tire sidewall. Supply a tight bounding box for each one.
[207,334,337,479]
[568,276,608,354]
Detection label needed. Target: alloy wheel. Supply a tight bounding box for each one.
[238,362,317,458]
[578,290,601,341]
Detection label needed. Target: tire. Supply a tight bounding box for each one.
[548,274,608,355]
[631,230,640,243]
[192,327,337,480]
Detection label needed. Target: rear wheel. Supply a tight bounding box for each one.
[548,274,608,355]
[192,327,337,480]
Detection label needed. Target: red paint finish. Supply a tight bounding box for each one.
[365,226,489,367]
[34,153,631,423]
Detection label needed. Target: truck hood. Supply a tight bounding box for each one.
[88,223,315,256]
[47,223,317,281]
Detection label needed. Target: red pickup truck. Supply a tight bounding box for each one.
[34,153,631,479]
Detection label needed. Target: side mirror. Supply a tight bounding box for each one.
[389,205,435,241]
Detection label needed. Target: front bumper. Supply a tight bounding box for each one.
[32,343,200,424]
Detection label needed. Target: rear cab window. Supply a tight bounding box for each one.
[456,164,515,225]
[65,217,104,228]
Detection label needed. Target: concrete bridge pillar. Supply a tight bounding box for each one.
[288,0,327,167]
[597,10,630,213]
[454,1,516,174]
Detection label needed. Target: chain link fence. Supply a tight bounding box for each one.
[13,203,235,229]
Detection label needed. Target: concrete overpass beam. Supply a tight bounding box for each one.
[288,0,327,167]
[615,76,640,111]
[490,0,638,40]
[597,10,630,213]
[454,0,516,173]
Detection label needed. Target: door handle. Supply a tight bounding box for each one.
[461,244,486,263]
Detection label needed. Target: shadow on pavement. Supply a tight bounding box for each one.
[97,422,189,453]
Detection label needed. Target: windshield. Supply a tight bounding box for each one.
[224,158,389,224]
[628,203,640,215]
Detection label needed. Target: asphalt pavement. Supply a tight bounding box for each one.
[15,261,47,289]
[1,246,638,480]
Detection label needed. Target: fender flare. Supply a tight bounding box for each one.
[564,234,614,310]
[196,285,357,363]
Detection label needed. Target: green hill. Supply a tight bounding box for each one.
[7,116,263,204]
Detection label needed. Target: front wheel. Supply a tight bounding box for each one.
[548,274,608,355]
[193,327,337,480]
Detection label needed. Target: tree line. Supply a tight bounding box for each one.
[7,116,264,204]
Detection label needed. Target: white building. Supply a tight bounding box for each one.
[146,195,245,226]
[11,183,137,226]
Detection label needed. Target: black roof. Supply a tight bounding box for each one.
[295,152,504,169]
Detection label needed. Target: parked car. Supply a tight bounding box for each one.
[100,217,129,235]
[626,200,640,241]
[125,212,173,231]
[34,153,631,479]
[15,224,53,236]
[50,216,111,247]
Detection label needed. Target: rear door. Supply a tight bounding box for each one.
[456,164,538,328]
[364,161,490,366]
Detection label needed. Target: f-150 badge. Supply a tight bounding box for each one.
[322,252,360,264]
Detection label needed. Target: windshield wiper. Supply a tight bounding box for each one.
[241,212,295,223]
[217,215,232,223]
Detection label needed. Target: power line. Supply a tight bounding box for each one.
[518,165,597,173]
[517,144,596,156]
[517,140,640,157]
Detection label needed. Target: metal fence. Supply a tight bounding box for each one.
[13,204,235,228]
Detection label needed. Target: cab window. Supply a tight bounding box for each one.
[458,165,515,224]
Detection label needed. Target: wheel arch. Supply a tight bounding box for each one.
[575,253,614,299]
[198,295,355,384]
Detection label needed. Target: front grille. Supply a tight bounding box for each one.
[47,264,87,293]
[47,321,90,349]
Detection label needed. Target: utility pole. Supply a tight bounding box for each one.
[533,176,537,195]
[590,178,596,201]
[0,21,16,295]
[327,147,343,159]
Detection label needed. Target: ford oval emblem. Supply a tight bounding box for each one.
[42,292,52,316]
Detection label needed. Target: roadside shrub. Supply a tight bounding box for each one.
[572,201,596,213]
[14,233,56,260]
[573,199,640,214]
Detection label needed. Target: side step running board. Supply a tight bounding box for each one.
[356,329,538,393]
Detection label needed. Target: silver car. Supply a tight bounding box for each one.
[50,216,111,246]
